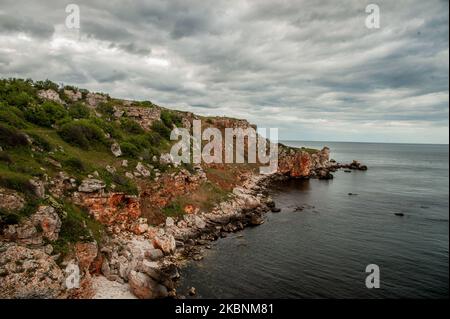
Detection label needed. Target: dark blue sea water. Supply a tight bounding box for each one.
[179,142,449,298]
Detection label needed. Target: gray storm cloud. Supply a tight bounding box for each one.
[0,0,448,143]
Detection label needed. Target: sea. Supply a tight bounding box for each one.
[178,142,449,298]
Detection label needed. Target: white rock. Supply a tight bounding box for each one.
[136,162,151,177]
[111,142,122,157]
[78,179,106,193]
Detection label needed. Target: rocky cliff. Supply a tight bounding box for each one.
[0,79,366,299]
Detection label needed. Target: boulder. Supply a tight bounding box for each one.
[128,270,168,299]
[31,206,61,241]
[0,187,25,212]
[193,215,206,229]
[78,179,106,193]
[152,234,176,255]
[111,142,122,157]
[105,165,116,174]
[165,217,175,227]
[144,249,164,261]
[159,153,174,165]
[3,220,42,245]
[136,162,151,177]
[29,178,45,198]
[250,214,264,226]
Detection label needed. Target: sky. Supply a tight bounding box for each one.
[0,0,448,144]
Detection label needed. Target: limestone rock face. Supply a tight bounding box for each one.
[0,187,25,212]
[75,242,98,272]
[278,146,332,177]
[278,150,311,177]
[78,179,106,193]
[3,205,62,244]
[31,206,62,241]
[115,106,161,130]
[37,89,64,104]
[74,193,141,232]
[0,243,65,299]
[64,89,82,102]
[3,220,42,245]
[86,92,107,108]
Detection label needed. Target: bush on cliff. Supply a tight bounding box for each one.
[0,78,36,108]
[160,109,182,128]
[68,102,90,119]
[120,118,145,134]
[34,79,59,92]
[25,101,68,127]
[58,120,106,149]
[151,120,171,140]
[120,141,140,157]
[53,202,105,257]
[0,106,27,128]
[97,101,115,117]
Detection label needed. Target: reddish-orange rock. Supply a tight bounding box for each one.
[75,242,98,272]
[74,192,141,232]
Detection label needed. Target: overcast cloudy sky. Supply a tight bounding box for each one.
[0,0,448,143]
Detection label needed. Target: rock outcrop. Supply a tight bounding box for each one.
[0,187,25,212]
[0,243,65,299]
[37,89,64,104]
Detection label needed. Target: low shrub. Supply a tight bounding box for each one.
[151,121,171,140]
[28,133,52,152]
[120,142,140,157]
[90,117,121,139]
[63,157,86,172]
[160,110,182,128]
[162,202,184,217]
[0,151,12,163]
[68,102,90,119]
[120,118,144,134]
[111,173,138,195]
[25,101,68,127]
[58,120,106,149]
[0,107,27,128]
[97,101,115,117]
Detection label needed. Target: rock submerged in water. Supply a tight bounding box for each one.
[394,213,405,217]
[188,287,196,296]
[250,214,264,225]
[271,207,281,213]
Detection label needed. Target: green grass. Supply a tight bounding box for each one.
[52,201,105,258]
[162,201,184,217]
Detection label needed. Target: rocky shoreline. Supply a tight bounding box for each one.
[118,159,367,299]
[0,143,367,299]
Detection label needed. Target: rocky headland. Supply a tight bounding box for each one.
[0,79,367,299]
